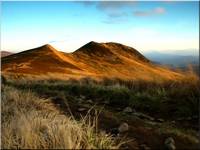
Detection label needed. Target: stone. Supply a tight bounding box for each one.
[116,108,122,111]
[77,108,87,112]
[164,137,176,150]
[80,95,86,99]
[120,145,129,149]
[82,104,91,108]
[171,121,176,124]
[149,117,155,121]
[77,99,83,104]
[118,122,129,133]
[186,117,192,120]
[192,115,198,119]
[123,107,133,113]
[157,118,164,123]
[86,99,93,104]
[140,144,151,150]
[145,120,157,126]
[103,100,110,105]
[177,117,184,121]
[133,112,154,121]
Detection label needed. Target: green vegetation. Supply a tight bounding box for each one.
[6,76,200,119]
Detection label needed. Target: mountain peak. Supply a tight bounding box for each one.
[73,41,114,56]
[82,41,101,48]
[88,41,99,45]
[41,44,55,50]
[29,44,58,53]
[74,41,150,63]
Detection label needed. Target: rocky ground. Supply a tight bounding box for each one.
[50,94,200,150]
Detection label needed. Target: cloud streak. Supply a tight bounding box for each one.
[77,2,166,23]
[133,7,166,17]
[96,1,136,11]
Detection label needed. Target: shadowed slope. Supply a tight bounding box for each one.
[2,42,184,80]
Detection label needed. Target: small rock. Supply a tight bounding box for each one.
[120,145,129,149]
[82,104,91,108]
[77,97,83,101]
[145,120,157,126]
[192,115,198,119]
[103,100,110,105]
[86,99,93,104]
[56,104,61,107]
[78,101,83,104]
[140,144,151,150]
[164,137,176,150]
[116,108,122,111]
[133,112,154,121]
[157,118,164,123]
[177,117,184,121]
[118,122,129,133]
[186,117,192,120]
[77,108,87,112]
[149,117,155,121]
[123,107,133,113]
[80,95,86,99]
[171,121,176,124]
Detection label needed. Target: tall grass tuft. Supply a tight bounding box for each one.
[1,85,122,149]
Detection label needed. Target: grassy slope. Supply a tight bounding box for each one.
[2,75,200,149]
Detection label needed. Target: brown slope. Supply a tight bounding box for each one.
[71,41,183,80]
[1,44,82,75]
[2,42,184,80]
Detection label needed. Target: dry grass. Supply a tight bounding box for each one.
[3,72,199,119]
[1,85,122,149]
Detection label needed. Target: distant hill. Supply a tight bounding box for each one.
[144,51,199,72]
[1,51,14,57]
[2,42,184,80]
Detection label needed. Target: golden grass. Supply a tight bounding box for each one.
[1,85,122,149]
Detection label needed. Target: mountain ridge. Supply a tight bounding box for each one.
[2,41,184,80]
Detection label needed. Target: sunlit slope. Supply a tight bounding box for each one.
[1,44,83,75]
[2,42,183,80]
[71,41,183,80]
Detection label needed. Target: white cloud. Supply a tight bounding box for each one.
[133,7,166,17]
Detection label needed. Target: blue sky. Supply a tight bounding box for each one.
[1,1,199,53]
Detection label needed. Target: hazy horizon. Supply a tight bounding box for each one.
[1,1,199,54]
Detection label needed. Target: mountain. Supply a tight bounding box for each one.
[163,49,198,56]
[144,51,199,73]
[1,51,14,57]
[2,42,184,80]
[1,44,81,74]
